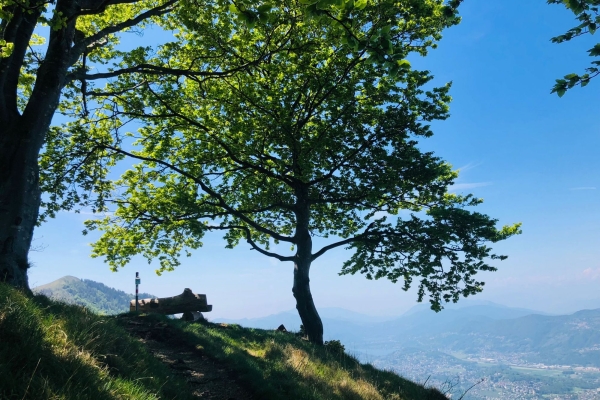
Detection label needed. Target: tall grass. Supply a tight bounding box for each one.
[0,283,192,399]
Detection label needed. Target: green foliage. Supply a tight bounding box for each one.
[0,283,192,399]
[0,39,13,58]
[548,0,600,95]
[40,0,463,222]
[45,0,519,311]
[127,313,448,399]
[324,339,346,355]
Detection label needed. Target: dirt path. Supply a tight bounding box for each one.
[122,316,254,400]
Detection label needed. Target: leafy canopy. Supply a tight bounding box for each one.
[45,0,520,310]
[38,0,462,221]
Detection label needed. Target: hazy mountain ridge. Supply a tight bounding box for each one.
[214,302,600,364]
[36,276,600,367]
[33,276,155,315]
[214,302,600,398]
[33,276,600,398]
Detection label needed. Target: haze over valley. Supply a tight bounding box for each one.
[35,276,600,399]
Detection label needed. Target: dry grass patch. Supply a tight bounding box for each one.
[165,316,449,400]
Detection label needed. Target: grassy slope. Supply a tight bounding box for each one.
[152,316,449,400]
[33,276,154,315]
[0,283,192,400]
[1,283,447,399]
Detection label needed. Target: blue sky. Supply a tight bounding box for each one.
[29,1,600,319]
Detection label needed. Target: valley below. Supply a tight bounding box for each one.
[33,277,600,399]
[217,302,600,399]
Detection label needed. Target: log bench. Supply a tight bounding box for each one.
[130,288,212,320]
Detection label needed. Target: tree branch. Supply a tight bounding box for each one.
[68,0,177,66]
[141,83,298,187]
[200,224,295,262]
[246,239,294,261]
[70,62,247,82]
[311,221,377,261]
[77,0,141,17]
[98,142,296,243]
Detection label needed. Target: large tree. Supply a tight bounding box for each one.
[549,0,600,96]
[2,0,419,292]
[0,0,189,291]
[59,0,519,344]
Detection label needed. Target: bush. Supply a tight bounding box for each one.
[324,340,346,355]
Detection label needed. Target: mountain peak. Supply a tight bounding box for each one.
[33,275,154,315]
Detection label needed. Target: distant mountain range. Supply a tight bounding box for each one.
[215,301,600,398]
[33,276,154,315]
[215,301,600,367]
[33,276,600,398]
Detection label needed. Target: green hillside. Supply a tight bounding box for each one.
[33,276,154,315]
[0,283,448,399]
[0,282,190,399]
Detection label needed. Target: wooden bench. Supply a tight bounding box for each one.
[130,288,212,320]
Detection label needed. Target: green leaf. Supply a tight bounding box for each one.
[257,4,273,13]
[388,64,400,77]
[383,38,392,52]
[355,0,367,10]
[565,0,585,15]
[588,43,600,56]
[347,36,358,49]
[396,59,411,69]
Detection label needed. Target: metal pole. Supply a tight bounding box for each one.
[135,272,139,312]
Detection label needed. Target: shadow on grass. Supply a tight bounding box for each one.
[0,284,192,400]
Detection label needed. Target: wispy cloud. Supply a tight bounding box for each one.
[569,187,596,191]
[582,268,600,280]
[450,182,492,191]
[455,162,482,173]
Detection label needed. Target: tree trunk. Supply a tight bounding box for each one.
[0,122,42,294]
[0,0,76,292]
[293,256,324,345]
[292,197,323,345]
[0,62,69,293]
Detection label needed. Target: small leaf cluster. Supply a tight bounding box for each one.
[229,2,274,29]
[340,194,521,311]
[549,0,600,96]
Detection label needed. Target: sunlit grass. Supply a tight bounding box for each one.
[146,316,448,400]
